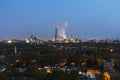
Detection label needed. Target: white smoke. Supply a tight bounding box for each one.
[56,21,68,39]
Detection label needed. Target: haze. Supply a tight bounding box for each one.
[0,0,120,40]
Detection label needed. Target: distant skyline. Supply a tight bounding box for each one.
[0,0,120,40]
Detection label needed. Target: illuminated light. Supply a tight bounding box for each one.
[1,68,6,72]
[7,40,12,43]
[31,59,36,63]
[70,39,76,43]
[81,40,88,42]
[64,40,69,43]
[60,59,67,66]
[46,68,52,73]
[60,68,66,72]
[60,62,66,66]
[82,62,86,65]
[70,62,75,66]
[87,70,100,74]
[103,72,110,80]
[44,66,52,73]
[78,71,83,75]
[10,64,13,66]
[44,66,49,69]
[16,59,20,63]
[25,39,30,43]
[76,40,79,43]
[38,68,42,70]
[110,49,114,52]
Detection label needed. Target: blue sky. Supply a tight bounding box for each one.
[0,0,120,40]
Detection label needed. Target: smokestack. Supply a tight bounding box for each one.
[71,34,73,40]
[14,46,17,54]
[55,27,58,42]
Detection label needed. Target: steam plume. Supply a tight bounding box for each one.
[56,21,68,39]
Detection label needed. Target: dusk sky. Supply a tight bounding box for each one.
[0,0,120,40]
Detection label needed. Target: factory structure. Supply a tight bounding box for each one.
[54,21,68,41]
[53,22,78,43]
[0,21,119,44]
